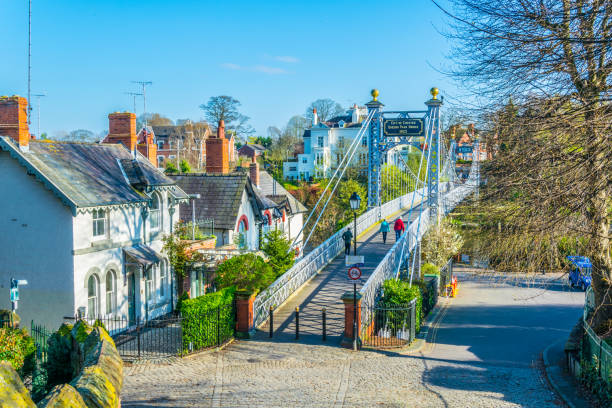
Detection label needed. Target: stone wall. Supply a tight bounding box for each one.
[0,321,123,408]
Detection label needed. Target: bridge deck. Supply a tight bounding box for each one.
[254,203,425,345]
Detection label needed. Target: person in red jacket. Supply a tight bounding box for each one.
[394,217,405,241]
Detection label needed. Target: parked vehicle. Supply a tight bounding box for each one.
[567,256,592,291]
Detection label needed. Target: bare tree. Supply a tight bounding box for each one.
[305,99,344,123]
[200,96,255,141]
[437,0,612,331]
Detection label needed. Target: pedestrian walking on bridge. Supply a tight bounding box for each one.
[342,228,353,255]
[380,219,390,243]
[394,217,405,241]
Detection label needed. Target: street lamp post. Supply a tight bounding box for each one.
[349,192,361,256]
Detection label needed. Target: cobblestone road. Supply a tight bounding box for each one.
[122,271,584,407]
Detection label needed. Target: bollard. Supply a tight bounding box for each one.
[322,307,327,341]
[269,305,274,338]
[295,306,300,340]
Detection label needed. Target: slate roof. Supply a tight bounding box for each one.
[171,173,257,230]
[0,137,186,213]
[257,171,307,214]
[238,144,266,155]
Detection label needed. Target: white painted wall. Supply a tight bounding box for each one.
[0,153,75,330]
[228,190,259,250]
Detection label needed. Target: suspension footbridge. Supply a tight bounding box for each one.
[248,89,479,343]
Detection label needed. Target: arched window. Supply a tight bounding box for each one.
[150,193,161,230]
[160,261,167,298]
[87,275,99,319]
[105,270,117,315]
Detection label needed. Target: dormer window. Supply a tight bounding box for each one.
[338,120,345,128]
[92,209,107,237]
[150,194,161,230]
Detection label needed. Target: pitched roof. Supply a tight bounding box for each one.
[0,137,185,213]
[171,173,257,230]
[257,171,307,214]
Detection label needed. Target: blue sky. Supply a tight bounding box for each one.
[1,0,458,137]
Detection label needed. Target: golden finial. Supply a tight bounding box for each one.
[371,89,379,101]
[430,87,439,100]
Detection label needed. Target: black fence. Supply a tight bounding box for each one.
[361,300,417,348]
[439,259,454,296]
[30,321,52,365]
[421,275,439,318]
[61,305,234,362]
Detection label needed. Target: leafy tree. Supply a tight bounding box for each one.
[162,222,204,295]
[215,253,274,293]
[200,96,255,140]
[165,161,178,174]
[305,99,344,123]
[40,132,48,140]
[337,179,367,225]
[180,159,191,173]
[262,230,295,278]
[62,129,96,142]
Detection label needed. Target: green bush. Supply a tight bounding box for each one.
[181,287,236,353]
[165,161,178,174]
[381,279,423,332]
[45,324,74,388]
[180,159,191,173]
[422,263,440,275]
[216,253,274,293]
[580,361,612,406]
[176,292,189,314]
[0,327,35,378]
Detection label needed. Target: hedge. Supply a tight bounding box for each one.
[0,327,35,378]
[381,280,423,332]
[181,287,236,353]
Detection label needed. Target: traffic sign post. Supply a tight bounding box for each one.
[9,278,28,312]
[348,266,362,351]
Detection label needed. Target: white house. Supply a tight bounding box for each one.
[0,98,189,329]
[283,105,408,181]
[171,137,307,255]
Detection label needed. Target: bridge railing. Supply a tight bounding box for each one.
[252,187,427,328]
[359,182,476,334]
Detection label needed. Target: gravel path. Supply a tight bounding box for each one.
[121,271,585,407]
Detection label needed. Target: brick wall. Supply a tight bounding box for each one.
[0,96,30,147]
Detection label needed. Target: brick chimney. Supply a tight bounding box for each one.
[249,155,260,187]
[206,120,229,174]
[0,96,30,149]
[106,112,137,152]
[137,127,158,167]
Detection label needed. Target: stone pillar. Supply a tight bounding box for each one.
[340,290,362,349]
[235,290,256,339]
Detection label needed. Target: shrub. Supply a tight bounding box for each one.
[262,230,295,278]
[0,327,35,378]
[580,361,612,406]
[215,253,275,293]
[176,292,189,314]
[164,161,178,174]
[181,287,236,353]
[180,159,191,173]
[422,263,440,276]
[381,279,423,332]
[421,219,463,268]
[45,324,74,388]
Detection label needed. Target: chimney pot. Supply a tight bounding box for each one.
[249,156,260,187]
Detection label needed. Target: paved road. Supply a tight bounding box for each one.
[254,202,426,344]
[122,270,585,407]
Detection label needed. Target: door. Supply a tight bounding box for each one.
[128,272,136,325]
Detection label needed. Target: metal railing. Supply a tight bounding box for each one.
[253,188,427,328]
[30,321,52,365]
[361,300,417,348]
[582,287,612,384]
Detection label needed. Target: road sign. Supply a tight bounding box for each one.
[457,145,473,154]
[348,266,362,280]
[383,118,425,137]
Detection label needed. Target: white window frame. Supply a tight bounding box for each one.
[92,209,107,239]
[160,261,167,299]
[87,274,99,319]
[145,268,154,304]
[105,270,117,316]
[150,193,161,231]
